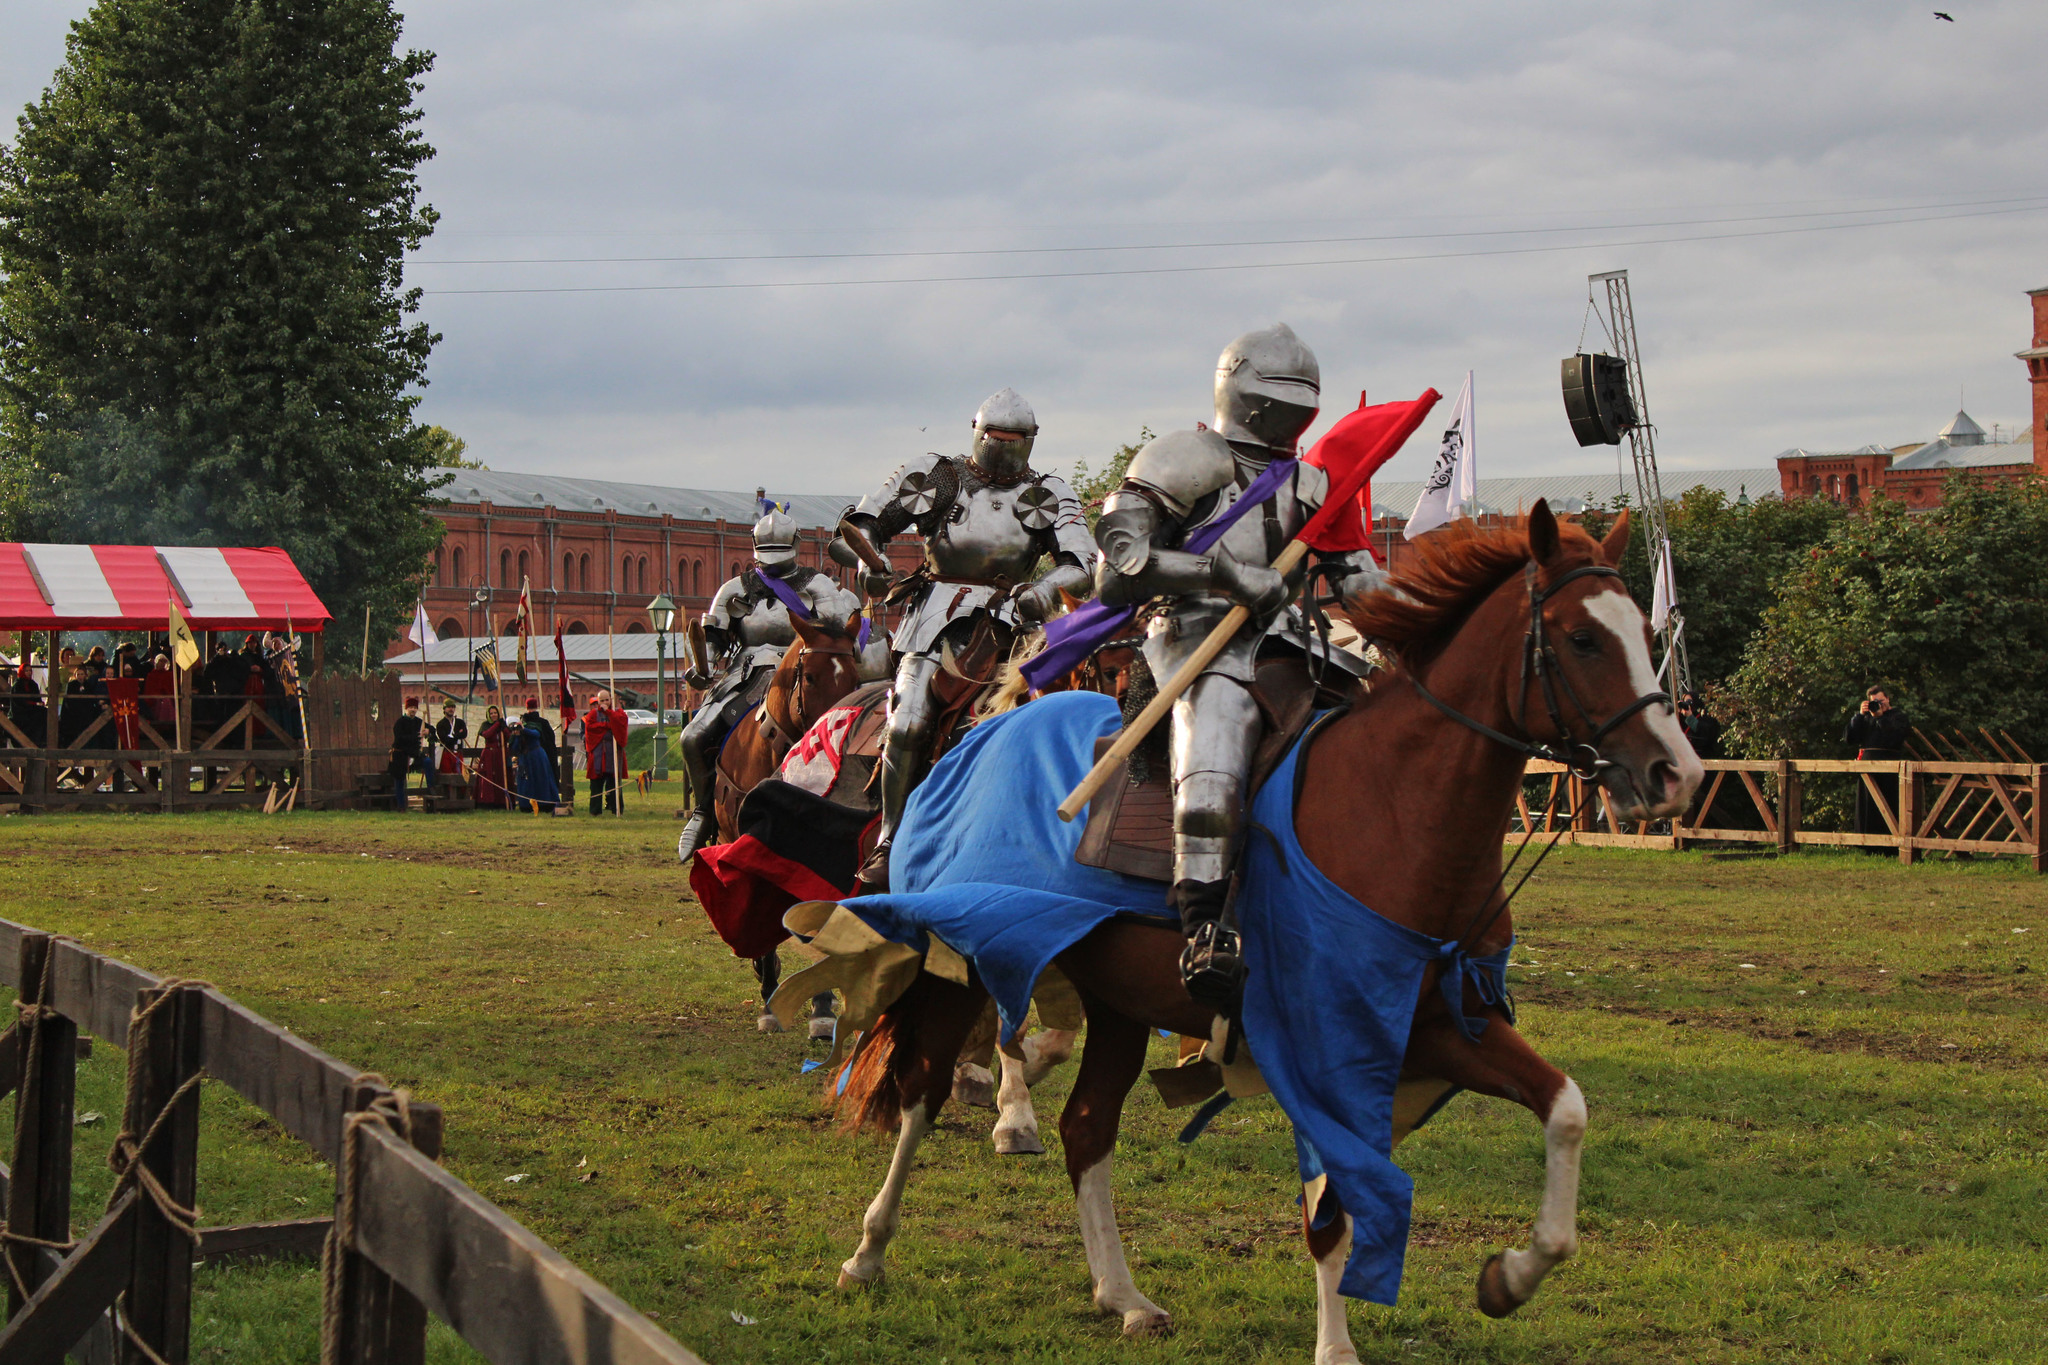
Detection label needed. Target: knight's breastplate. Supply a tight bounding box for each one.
[734,599,795,650]
[1180,459,1309,568]
[924,483,1043,583]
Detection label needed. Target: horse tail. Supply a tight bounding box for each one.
[832,988,925,1135]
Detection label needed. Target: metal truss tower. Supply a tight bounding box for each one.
[1590,269,1691,698]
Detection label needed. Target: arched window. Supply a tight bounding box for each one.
[678,558,689,595]
[579,554,590,591]
[1845,473,1860,505]
[626,621,646,634]
[452,546,465,584]
[438,617,462,639]
[517,549,529,584]
[565,620,588,635]
[433,548,443,585]
[563,552,574,590]
[622,555,632,593]
[637,556,648,593]
[692,559,703,596]
[500,549,511,588]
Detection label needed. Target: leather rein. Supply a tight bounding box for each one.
[1404,562,1671,780]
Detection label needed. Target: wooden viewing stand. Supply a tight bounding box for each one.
[0,921,703,1364]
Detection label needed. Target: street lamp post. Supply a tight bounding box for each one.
[646,591,676,780]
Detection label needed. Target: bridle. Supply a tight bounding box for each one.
[1404,561,1672,781]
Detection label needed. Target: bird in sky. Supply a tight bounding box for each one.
[1933,10,1954,19]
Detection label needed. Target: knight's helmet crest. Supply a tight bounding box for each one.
[752,509,799,568]
[1214,323,1320,453]
[970,387,1038,483]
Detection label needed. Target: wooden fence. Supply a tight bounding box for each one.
[1519,755,2046,871]
[0,922,703,1364]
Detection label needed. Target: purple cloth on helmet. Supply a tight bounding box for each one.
[1018,457,1297,691]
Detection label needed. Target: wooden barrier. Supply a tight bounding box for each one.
[1517,757,2046,872]
[0,921,704,1365]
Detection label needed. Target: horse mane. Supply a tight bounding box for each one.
[1344,517,1604,664]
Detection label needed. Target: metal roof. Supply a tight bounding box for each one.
[1935,409,1986,444]
[1889,431,2035,471]
[427,468,857,531]
[1371,468,1778,520]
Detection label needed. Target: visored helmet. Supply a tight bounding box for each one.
[1214,323,1320,453]
[752,510,798,569]
[970,387,1038,483]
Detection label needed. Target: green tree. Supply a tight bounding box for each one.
[418,423,485,469]
[1071,427,1152,529]
[0,0,443,666]
[1583,486,1848,689]
[1721,476,2048,759]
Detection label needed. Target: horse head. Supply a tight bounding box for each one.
[1517,502,1703,820]
[781,612,865,735]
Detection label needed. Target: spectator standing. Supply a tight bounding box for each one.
[387,696,437,811]
[1844,686,1910,843]
[582,691,630,815]
[512,697,562,812]
[475,705,512,809]
[1677,692,1723,759]
[434,701,468,778]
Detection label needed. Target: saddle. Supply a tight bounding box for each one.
[1075,655,1363,883]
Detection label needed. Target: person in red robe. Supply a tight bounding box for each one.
[141,654,174,730]
[582,691,630,815]
[475,705,512,809]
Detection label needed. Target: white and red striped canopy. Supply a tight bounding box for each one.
[0,544,330,632]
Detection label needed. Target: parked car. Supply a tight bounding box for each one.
[621,709,658,727]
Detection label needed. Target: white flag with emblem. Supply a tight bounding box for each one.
[1404,371,1476,539]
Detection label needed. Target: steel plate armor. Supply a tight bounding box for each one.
[838,389,1097,866]
[1090,325,1389,1007]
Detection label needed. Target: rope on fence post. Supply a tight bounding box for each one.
[1,934,79,1307]
[320,1076,413,1365]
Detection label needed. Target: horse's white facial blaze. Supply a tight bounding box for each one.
[1500,1077,1586,1302]
[1075,1156,1170,1335]
[1308,1203,1360,1365]
[1580,590,1702,810]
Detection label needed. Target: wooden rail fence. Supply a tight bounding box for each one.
[1518,756,2046,871]
[0,922,703,1364]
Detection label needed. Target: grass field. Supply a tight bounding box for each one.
[0,799,2042,1363]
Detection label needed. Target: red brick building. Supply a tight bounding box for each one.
[1776,286,2045,509]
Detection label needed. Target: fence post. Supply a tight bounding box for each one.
[1897,761,1918,866]
[2033,764,2045,875]
[5,931,78,1311]
[1777,760,1799,853]
[327,1084,444,1365]
[118,983,204,1364]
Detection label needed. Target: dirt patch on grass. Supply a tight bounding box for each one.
[1597,1003,2042,1069]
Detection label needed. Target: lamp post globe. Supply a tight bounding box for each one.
[646,592,677,779]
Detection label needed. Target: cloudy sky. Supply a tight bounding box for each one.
[6,1,2045,497]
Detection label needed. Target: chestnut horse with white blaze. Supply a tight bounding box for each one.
[825,504,1702,1357]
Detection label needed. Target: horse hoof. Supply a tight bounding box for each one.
[837,1264,880,1292]
[1476,1250,1523,1318]
[992,1126,1045,1156]
[757,1012,784,1034]
[808,1016,836,1041]
[1121,1308,1171,1338]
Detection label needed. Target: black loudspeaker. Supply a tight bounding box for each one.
[1561,353,1637,447]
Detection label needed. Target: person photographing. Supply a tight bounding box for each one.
[1844,686,1909,843]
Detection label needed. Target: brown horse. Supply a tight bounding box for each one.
[823,504,1702,1356]
[709,613,869,1031]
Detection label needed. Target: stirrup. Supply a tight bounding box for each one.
[853,839,892,896]
[1179,921,1247,1013]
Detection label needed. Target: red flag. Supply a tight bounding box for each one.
[554,626,574,724]
[1301,389,1442,553]
[107,677,142,748]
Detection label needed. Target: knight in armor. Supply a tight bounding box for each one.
[677,509,864,860]
[833,389,1096,879]
[1092,324,1388,1010]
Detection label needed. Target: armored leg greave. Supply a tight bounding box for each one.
[676,696,735,861]
[875,653,943,851]
[1167,674,1262,1009]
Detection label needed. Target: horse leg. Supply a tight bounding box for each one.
[953,1000,998,1110]
[1302,1178,1358,1365]
[752,951,783,1033]
[839,979,984,1290]
[1060,1003,1170,1337]
[808,991,837,1041]
[1020,1025,1077,1085]
[1407,1012,1585,1316]
[991,1032,1044,1155]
